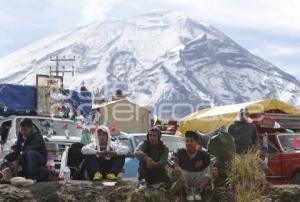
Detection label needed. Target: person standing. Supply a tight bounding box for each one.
[228,108,257,154]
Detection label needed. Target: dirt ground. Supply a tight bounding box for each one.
[0,180,300,202]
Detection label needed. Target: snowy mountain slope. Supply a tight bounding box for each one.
[0,11,300,118]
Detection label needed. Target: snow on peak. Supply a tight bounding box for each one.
[0,11,299,118]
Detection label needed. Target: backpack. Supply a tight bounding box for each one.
[67,142,85,180]
[207,128,236,186]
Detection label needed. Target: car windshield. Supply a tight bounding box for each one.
[17,118,82,137]
[278,134,300,151]
[117,138,134,153]
[134,135,185,152]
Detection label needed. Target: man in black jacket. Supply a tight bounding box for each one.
[135,127,170,188]
[228,108,257,154]
[1,118,47,181]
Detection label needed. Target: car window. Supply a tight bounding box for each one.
[0,120,12,144]
[134,135,185,152]
[134,135,147,147]
[116,138,134,154]
[267,143,280,153]
[16,118,81,137]
[161,136,185,152]
[278,134,300,151]
[264,136,280,154]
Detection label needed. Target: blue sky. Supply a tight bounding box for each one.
[0,0,299,79]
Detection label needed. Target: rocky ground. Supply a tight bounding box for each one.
[0,180,181,202]
[0,180,300,202]
[262,184,300,202]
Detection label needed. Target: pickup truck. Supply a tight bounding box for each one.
[252,113,300,184]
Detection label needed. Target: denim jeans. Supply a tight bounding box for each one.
[24,150,47,180]
[85,155,125,178]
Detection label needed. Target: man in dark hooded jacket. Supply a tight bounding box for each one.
[1,119,47,182]
[228,108,257,154]
[135,127,170,188]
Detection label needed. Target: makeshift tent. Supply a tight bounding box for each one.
[0,84,92,117]
[179,98,300,134]
[0,84,37,114]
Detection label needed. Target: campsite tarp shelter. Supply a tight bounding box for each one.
[0,84,37,114]
[179,98,300,134]
[0,84,92,117]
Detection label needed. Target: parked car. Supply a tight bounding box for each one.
[0,115,82,171]
[252,113,300,184]
[113,133,185,180]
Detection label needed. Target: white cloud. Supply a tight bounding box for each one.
[251,44,300,58]
[46,0,120,25]
[80,0,119,24]
[280,65,300,80]
[0,0,299,82]
[250,43,300,79]
[75,0,300,37]
[151,0,300,34]
[2,0,300,33]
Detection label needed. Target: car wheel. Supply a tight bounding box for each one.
[291,172,300,184]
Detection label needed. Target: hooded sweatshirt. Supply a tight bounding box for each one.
[135,128,169,170]
[81,125,129,157]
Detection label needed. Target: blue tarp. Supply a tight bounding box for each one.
[73,91,92,116]
[0,84,37,113]
[67,90,92,117]
[0,84,92,117]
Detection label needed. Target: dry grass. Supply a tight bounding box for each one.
[226,147,267,202]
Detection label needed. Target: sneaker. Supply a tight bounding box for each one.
[194,193,202,201]
[93,172,103,181]
[186,188,194,202]
[106,173,117,180]
[186,193,195,202]
[2,168,12,182]
[138,179,147,190]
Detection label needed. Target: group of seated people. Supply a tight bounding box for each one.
[134,127,216,201]
[0,118,218,201]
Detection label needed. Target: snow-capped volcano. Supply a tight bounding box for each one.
[0,11,299,118]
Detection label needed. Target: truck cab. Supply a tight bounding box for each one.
[252,113,300,184]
